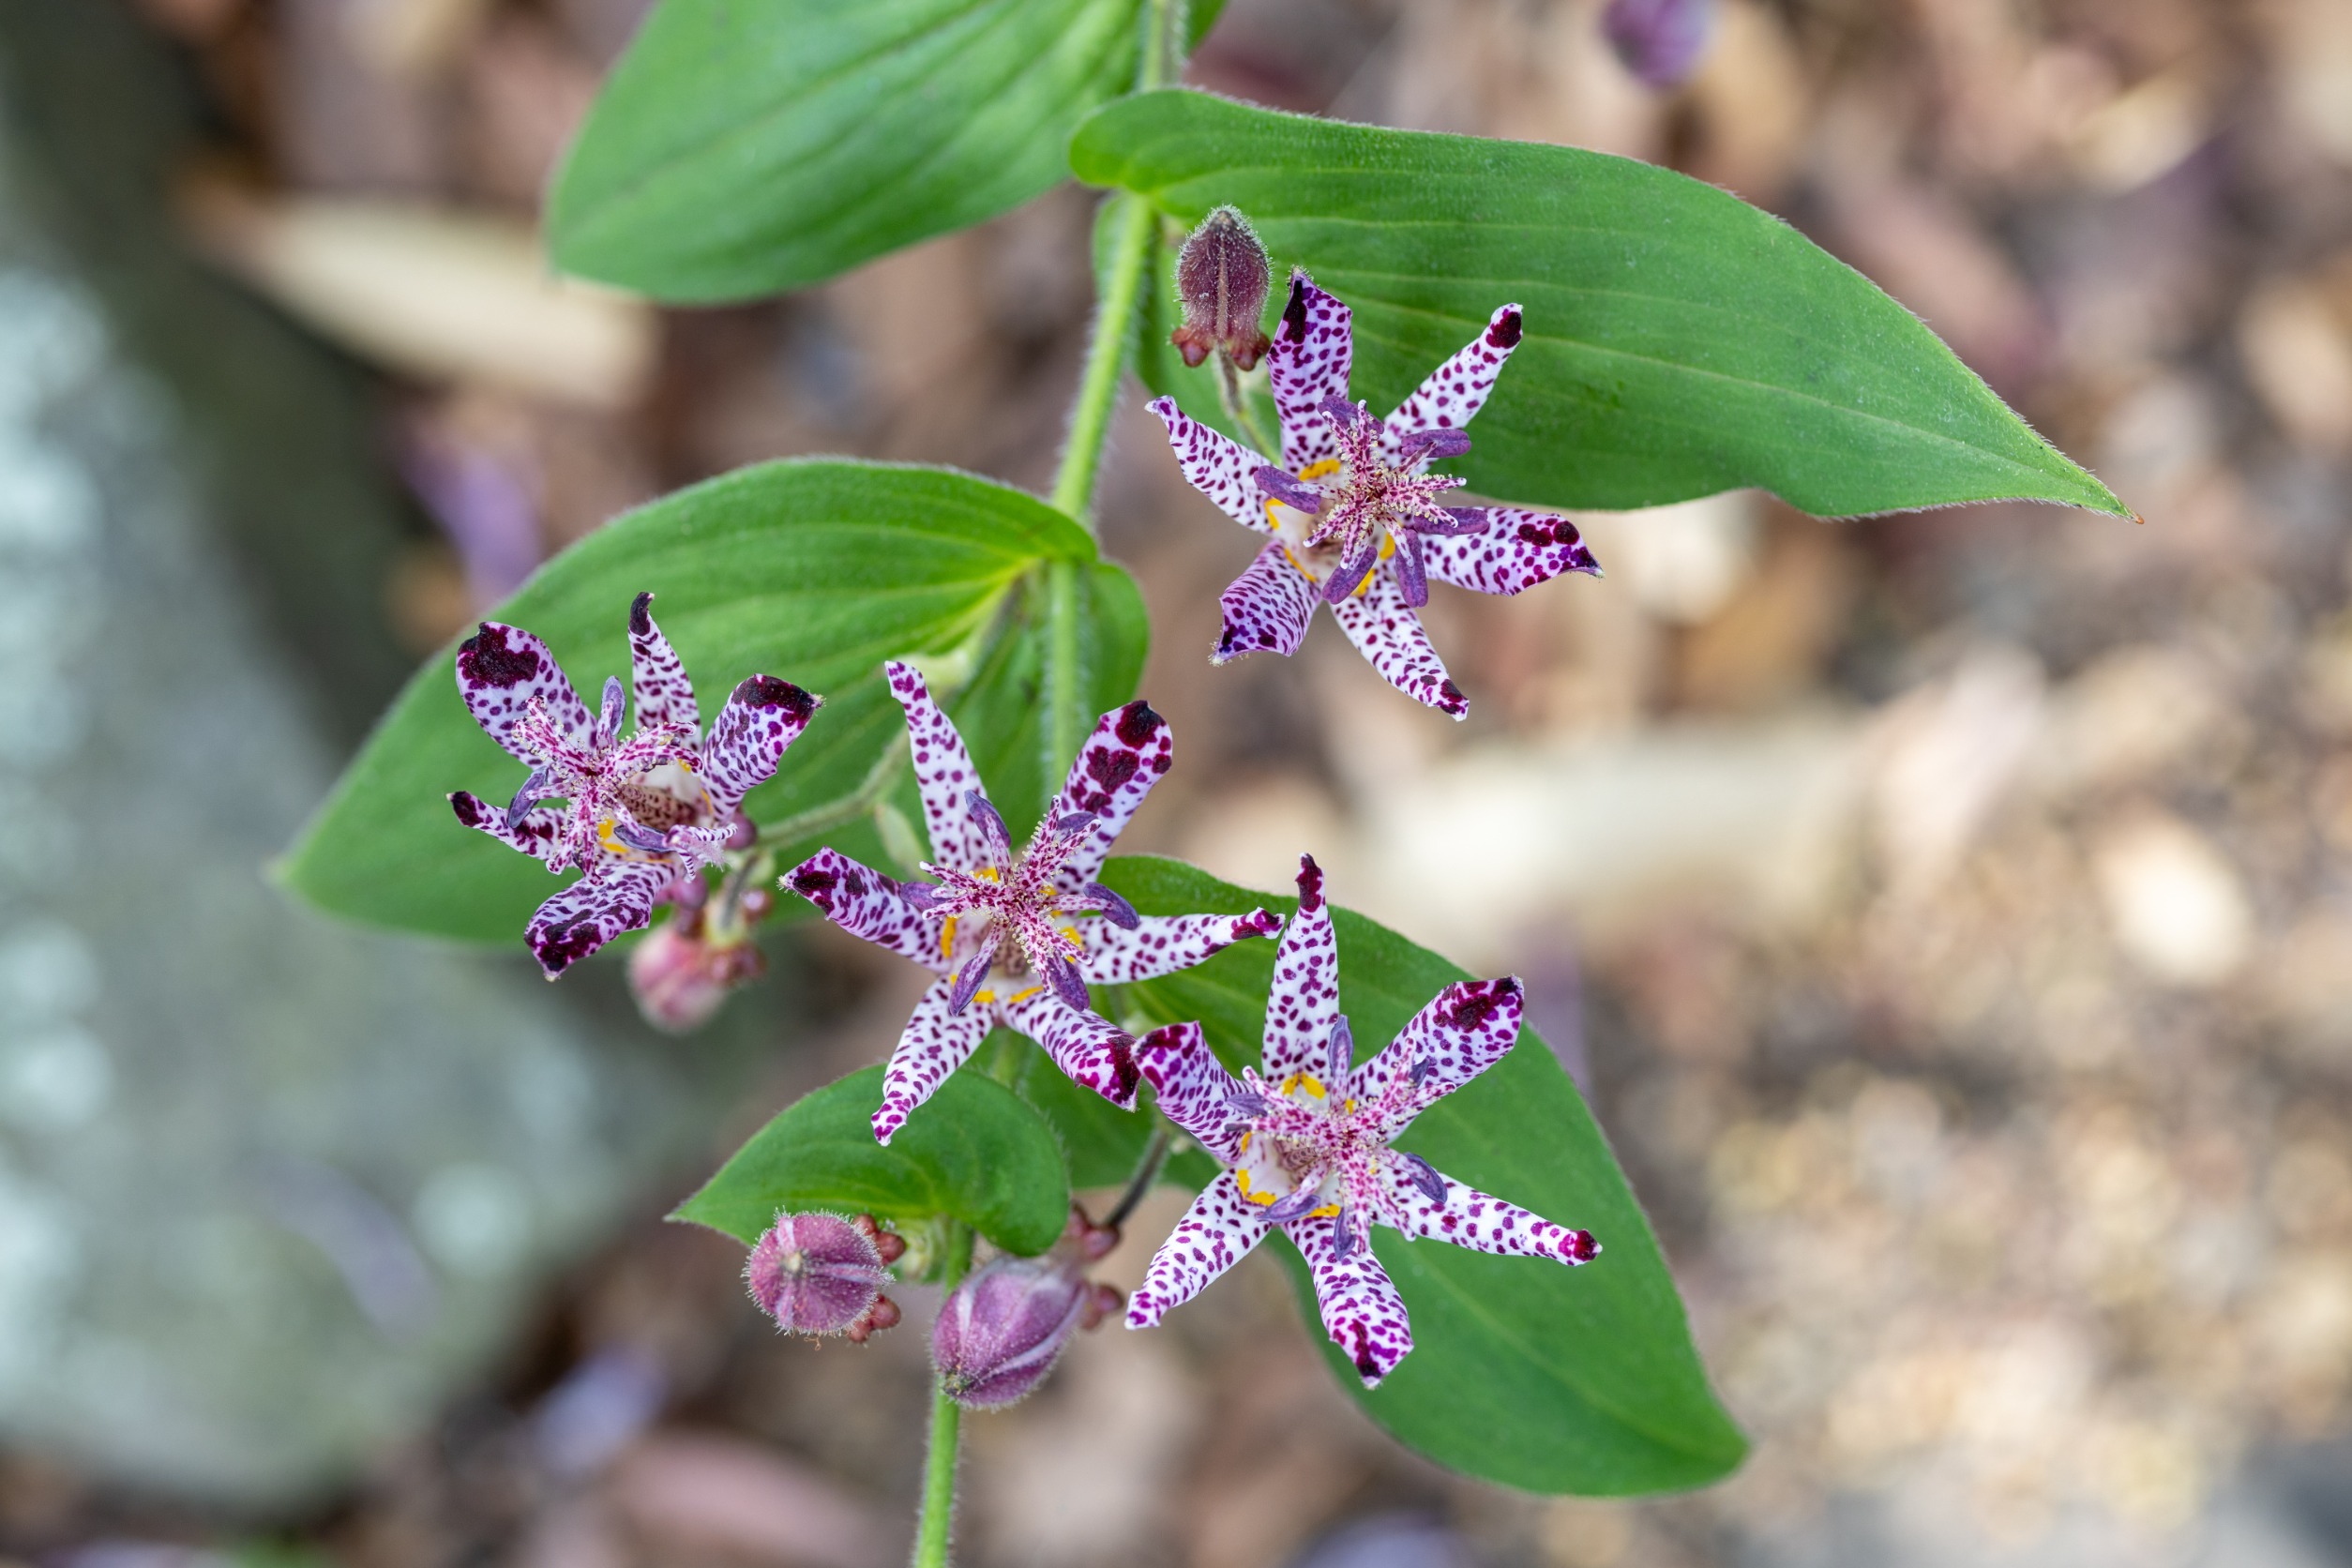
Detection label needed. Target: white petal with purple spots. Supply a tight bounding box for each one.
[1386,1172,1600,1267]
[626,592,700,737]
[883,660,988,871]
[1327,564,1468,720]
[1260,855,1340,1086]
[456,621,591,763]
[1352,976,1525,1130]
[872,976,995,1144]
[1148,399,1273,535]
[1052,699,1173,887]
[1002,988,1139,1108]
[1379,302,1524,464]
[1213,541,1321,667]
[786,847,947,972]
[449,792,562,865]
[1133,1021,1248,1162]
[524,858,672,977]
[1267,271,1354,472]
[1126,1170,1274,1328]
[1284,1213,1413,1388]
[701,674,821,817]
[1424,509,1601,596]
[1084,910,1281,985]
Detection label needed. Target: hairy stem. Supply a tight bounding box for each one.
[911,1220,977,1568]
[1044,558,1085,800]
[1049,190,1153,530]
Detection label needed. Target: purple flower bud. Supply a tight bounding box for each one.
[1602,0,1715,90]
[745,1212,899,1337]
[933,1254,1088,1410]
[932,1206,1123,1410]
[626,912,764,1033]
[1170,206,1273,371]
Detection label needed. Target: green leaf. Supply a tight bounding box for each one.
[675,1064,1071,1256]
[1072,90,2126,520]
[550,0,1146,301]
[1184,0,1226,49]
[1101,854,1746,1496]
[279,459,1143,943]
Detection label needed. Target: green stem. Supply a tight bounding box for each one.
[1048,190,1153,531]
[1217,352,1280,460]
[1042,558,1084,794]
[911,1221,976,1568]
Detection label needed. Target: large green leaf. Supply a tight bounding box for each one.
[279,460,1144,943]
[675,1064,1071,1256]
[1101,854,1746,1496]
[549,0,1145,301]
[1073,90,2126,520]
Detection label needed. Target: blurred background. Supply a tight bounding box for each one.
[3,0,2350,1564]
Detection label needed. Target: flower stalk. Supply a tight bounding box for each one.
[912,1219,974,1568]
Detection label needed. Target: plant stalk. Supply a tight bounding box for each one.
[911,1220,976,1568]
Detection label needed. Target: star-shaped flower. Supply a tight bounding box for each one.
[450,593,820,976]
[785,661,1281,1144]
[1126,855,1600,1387]
[1151,271,1602,720]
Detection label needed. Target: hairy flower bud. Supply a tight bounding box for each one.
[1171,206,1273,371]
[746,1212,901,1339]
[627,913,763,1033]
[1601,0,1715,89]
[931,1206,1123,1410]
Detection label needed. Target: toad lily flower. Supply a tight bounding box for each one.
[786,661,1280,1144]
[1128,855,1600,1387]
[450,593,820,976]
[1151,271,1601,720]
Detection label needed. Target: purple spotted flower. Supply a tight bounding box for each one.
[1127,855,1600,1387]
[786,661,1281,1144]
[1151,271,1601,720]
[450,593,820,976]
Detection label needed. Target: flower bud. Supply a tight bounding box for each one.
[746,1211,900,1339]
[1171,206,1273,372]
[1601,0,1715,89]
[931,1206,1122,1410]
[627,912,764,1033]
